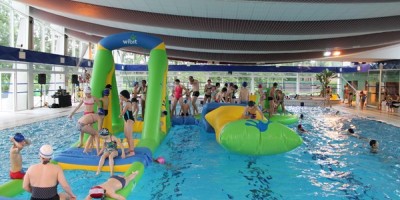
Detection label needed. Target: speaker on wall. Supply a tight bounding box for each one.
[38,74,46,84]
[71,74,78,84]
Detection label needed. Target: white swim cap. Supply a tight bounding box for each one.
[84,86,91,94]
[39,144,53,159]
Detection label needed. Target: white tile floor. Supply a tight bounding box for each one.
[0,102,399,130]
[0,103,83,130]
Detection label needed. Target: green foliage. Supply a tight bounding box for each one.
[0,3,11,46]
[316,69,336,97]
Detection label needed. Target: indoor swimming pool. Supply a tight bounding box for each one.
[1,107,399,199]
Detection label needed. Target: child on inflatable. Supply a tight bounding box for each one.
[119,90,135,157]
[98,88,110,130]
[86,171,139,200]
[96,128,125,176]
[242,101,263,119]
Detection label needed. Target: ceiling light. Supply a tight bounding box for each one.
[323,51,331,57]
[332,51,341,56]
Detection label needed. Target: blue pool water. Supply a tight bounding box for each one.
[0,113,83,185]
[2,107,400,199]
[129,107,399,199]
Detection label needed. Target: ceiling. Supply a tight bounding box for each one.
[16,0,400,64]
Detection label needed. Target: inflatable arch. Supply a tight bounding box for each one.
[91,32,169,152]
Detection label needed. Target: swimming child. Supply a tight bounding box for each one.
[96,128,125,176]
[297,124,307,133]
[215,87,227,103]
[369,140,379,153]
[9,133,31,179]
[242,101,263,119]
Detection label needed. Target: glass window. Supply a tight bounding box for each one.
[0,3,11,47]
[44,27,52,53]
[33,20,42,51]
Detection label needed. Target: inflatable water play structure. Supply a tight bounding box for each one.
[202,103,303,155]
[262,88,299,125]
[0,32,169,198]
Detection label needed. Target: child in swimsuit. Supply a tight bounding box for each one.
[68,86,99,119]
[96,128,125,176]
[119,90,135,157]
[98,89,110,130]
[242,101,263,119]
[10,133,31,179]
[86,171,139,200]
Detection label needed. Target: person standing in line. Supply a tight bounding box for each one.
[239,82,250,104]
[171,79,188,116]
[138,80,147,118]
[203,79,213,104]
[188,76,200,115]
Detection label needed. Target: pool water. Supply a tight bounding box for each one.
[0,113,82,185]
[129,107,399,199]
[2,107,400,200]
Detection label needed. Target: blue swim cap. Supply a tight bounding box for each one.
[242,82,248,87]
[102,89,110,96]
[99,128,110,136]
[14,133,25,142]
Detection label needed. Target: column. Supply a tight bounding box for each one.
[296,73,300,95]
[28,17,33,50]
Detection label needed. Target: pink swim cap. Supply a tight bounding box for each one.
[156,156,165,164]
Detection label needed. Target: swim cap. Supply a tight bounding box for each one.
[156,156,165,164]
[39,145,53,159]
[348,128,354,134]
[84,86,91,94]
[120,90,130,100]
[242,82,248,87]
[89,186,105,198]
[300,114,304,119]
[133,81,138,86]
[258,84,262,88]
[102,89,109,96]
[13,133,25,142]
[99,128,110,136]
[105,84,112,89]
[162,110,168,116]
[248,101,255,107]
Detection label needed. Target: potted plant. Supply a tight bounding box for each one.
[316,69,336,97]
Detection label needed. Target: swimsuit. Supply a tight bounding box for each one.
[30,185,59,200]
[181,112,189,116]
[123,101,135,122]
[83,97,95,115]
[98,108,108,116]
[110,175,126,188]
[192,91,200,97]
[174,85,183,100]
[9,170,25,179]
[105,139,117,153]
